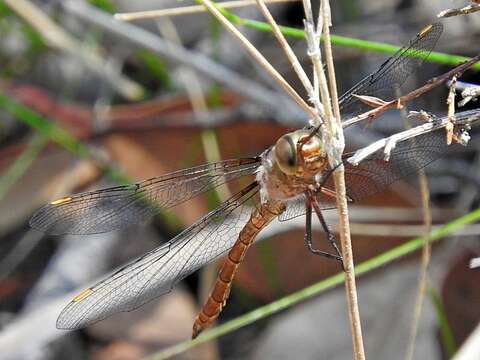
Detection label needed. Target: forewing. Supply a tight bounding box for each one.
[30,158,260,235]
[56,182,260,330]
[339,23,443,118]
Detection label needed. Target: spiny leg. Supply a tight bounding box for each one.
[304,193,343,262]
[311,195,343,263]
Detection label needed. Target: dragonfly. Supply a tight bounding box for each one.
[30,23,444,338]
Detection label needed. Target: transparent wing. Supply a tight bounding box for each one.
[325,129,451,203]
[280,129,451,221]
[339,23,443,118]
[278,193,339,222]
[56,182,260,330]
[30,158,260,235]
[278,195,307,222]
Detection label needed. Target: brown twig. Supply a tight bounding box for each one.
[342,55,480,128]
[304,0,366,359]
[322,2,365,359]
[405,169,432,360]
[400,95,432,360]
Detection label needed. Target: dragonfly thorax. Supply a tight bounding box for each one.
[258,130,329,201]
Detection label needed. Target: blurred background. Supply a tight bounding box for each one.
[0,0,479,359]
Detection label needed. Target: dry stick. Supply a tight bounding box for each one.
[446,76,457,145]
[342,55,480,129]
[470,257,480,269]
[405,170,432,360]
[398,94,432,360]
[320,1,341,128]
[408,82,467,360]
[459,84,480,107]
[303,0,365,358]
[348,109,480,165]
[198,0,316,118]
[438,3,480,18]
[255,0,324,117]
[302,0,321,110]
[320,1,365,359]
[332,173,366,359]
[115,0,298,20]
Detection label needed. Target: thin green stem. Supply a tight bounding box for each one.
[211,6,480,70]
[0,94,126,184]
[147,207,480,359]
[428,286,457,357]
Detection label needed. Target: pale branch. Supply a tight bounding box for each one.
[446,76,457,145]
[459,85,480,107]
[342,55,480,128]
[470,257,480,269]
[347,109,480,166]
[304,19,329,128]
[198,0,317,118]
[320,1,341,126]
[404,108,432,360]
[255,0,324,117]
[303,1,365,359]
[452,322,480,360]
[449,80,480,107]
[114,0,298,21]
[437,3,480,18]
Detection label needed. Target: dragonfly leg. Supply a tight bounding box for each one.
[304,193,343,264]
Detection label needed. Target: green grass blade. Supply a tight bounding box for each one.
[0,135,47,201]
[200,2,480,71]
[147,207,480,360]
[89,0,116,14]
[428,286,457,357]
[0,95,90,158]
[0,93,128,184]
[137,49,172,89]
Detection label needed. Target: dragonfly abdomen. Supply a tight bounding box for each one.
[192,201,285,338]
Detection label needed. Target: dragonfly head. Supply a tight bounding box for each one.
[273,129,327,177]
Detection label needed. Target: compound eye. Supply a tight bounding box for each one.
[274,134,298,175]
